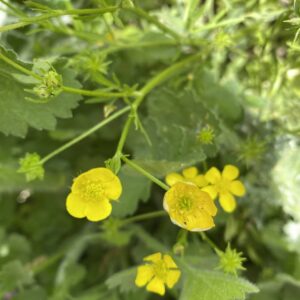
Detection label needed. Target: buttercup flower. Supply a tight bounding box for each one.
[66,168,122,222]
[202,165,245,213]
[163,182,217,231]
[165,166,208,188]
[135,252,181,296]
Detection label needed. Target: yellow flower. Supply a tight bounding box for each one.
[165,166,208,188]
[135,252,181,296]
[66,168,122,222]
[163,182,217,232]
[202,165,246,213]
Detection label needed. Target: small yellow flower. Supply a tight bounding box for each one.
[163,182,217,231]
[135,252,181,296]
[202,165,246,213]
[165,166,208,188]
[66,168,122,222]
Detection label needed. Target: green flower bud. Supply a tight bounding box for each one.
[238,136,266,166]
[18,153,44,181]
[105,154,122,174]
[173,242,185,256]
[197,126,215,144]
[217,244,246,275]
[214,31,232,49]
[33,69,62,99]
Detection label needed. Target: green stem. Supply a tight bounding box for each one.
[0,51,41,80]
[121,210,167,226]
[101,40,180,55]
[0,6,118,33]
[200,232,221,254]
[31,252,64,275]
[122,156,169,191]
[115,111,135,155]
[0,0,27,17]
[40,106,130,164]
[127,7,181,40]
[62,86,133,98]
[136,52,203,106]
[0,50,130,99]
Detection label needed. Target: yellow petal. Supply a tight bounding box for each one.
[144,252,162,263]
[222,165,239,180]
[66,193,86,219]
[182,167,198,179]
[219,192,236,213]
[165,173,184,186]
[186,210,215,232]
[103,176,122,200]
[135,265,154,287]
[202,185,218,200]
[193,174,208,187]
[163,255,177,269]
[146,277,165,295]
[230,180,246,196]
[196,190,218,216]
[205,167,221,184]
[166,270,181,288]
[72,168,118,190]
[85,199,112,222]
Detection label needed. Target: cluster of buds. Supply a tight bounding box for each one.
[18,152,44,181]
[33,69,62,100]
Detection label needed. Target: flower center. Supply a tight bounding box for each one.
[215,179,230,194]
[153,260,168,281]
[178,196,193,211]
[79,180,105,203]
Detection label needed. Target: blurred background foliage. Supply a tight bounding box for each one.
[0,0,300,299]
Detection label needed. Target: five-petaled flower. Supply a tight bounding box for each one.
[202,165,245,213]
[165,167,207,188]
[135,252,181,296]
[66,168,122,222]
[163,182,217,231]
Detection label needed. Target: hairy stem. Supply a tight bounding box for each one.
[121,210,167,226]
[40,106,130,164]
[127,7,181,40]
[122,156,169,191]
[0,51,41,80]
[0,6,118,33]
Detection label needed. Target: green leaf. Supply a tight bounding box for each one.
[132,225,168,253]
[74,284,113,300]
[14,286,48,300]
[192,68,243,124]
[130,87,219,175]
[105,267,137,293]
[0,233,32,264]
[0,46,82,137]
[52,263,86,300]
[126,32,179,66]
[112,166,151,217]
[180,265,259,300]
[0,260,34,295]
